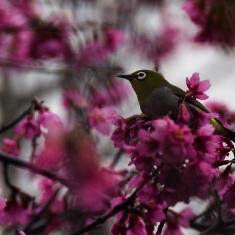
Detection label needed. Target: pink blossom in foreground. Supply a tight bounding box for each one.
[19,232,26,235]
[89,106,117,135]
[1,200,31,226]
[2,138,20,156]
[214,165,235,196]
[181,160,218,199]
[15,114,40,140]
[151,118,196,164]
[186,73,211,100]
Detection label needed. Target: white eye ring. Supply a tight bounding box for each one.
[137,72,146,80]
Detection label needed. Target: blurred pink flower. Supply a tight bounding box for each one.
[164,208,195,235]
[29,18,72,60]
[2,200,31,226]
[183,0,235,47]
[2,138,20,156]
[104,28,124,51]
[19,232,26,235]
[182,160,218,199]
[62,88,88,109]
[89,106,117,135]
[77,28,124,67]
[186,73,211,100]
[38,110,64,135]
[194,124,217,162]
[35,135,65,169]
[214,165,234,196]
[15,115,40,140]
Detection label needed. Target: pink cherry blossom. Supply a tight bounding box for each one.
[89,106,117,135]
[182,160,218,199]
[2,138,20,156]
[214,165,235,196]
[152,118,196,164]
[194,124,217,163]
[19,232,26,235]
[186,73,211,100]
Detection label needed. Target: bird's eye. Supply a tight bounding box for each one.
[137,72,146,80]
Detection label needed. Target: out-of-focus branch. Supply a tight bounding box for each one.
[109,149,124,169]
[68,164,164,235]
[0,106,31,134]
[0,59,69,74]
[68,190,137,235]
[0,151,70,187]
[23,187,61,233]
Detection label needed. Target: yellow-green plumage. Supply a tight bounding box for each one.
[118,69,235,142]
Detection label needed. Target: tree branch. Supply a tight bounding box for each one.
[0,151,70,187]
[0,106,31,134]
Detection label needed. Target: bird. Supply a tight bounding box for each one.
[117,69,235,142]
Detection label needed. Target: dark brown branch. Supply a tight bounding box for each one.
[0,106,31,134]
[0,151,70,187]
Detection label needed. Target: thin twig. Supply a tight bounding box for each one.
[3,163,18,194]
[23,187,61,233]
[109,149,124,169]
[0,151,70,187]
[0,106,31,134]
[214,189,223,223]
[68,164,165,235]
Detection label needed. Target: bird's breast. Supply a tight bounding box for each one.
[140,87,179,118]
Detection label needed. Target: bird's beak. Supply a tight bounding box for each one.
[117,74,134,80]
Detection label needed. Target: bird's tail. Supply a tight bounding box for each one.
[211,118,235,143]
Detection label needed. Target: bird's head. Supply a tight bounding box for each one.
[117,69,169,104]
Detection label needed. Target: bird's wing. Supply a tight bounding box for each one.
[169,84,211,113]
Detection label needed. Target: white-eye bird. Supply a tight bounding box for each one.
[117,69,235,142]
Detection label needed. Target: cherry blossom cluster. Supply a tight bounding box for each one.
[108,73,235,235]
